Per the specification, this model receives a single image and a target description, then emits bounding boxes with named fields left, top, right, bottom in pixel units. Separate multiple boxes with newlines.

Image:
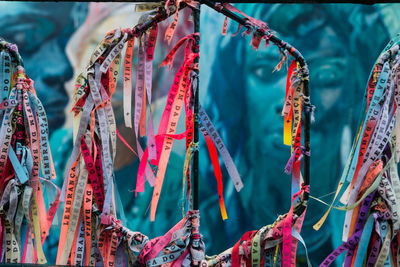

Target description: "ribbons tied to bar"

left=0, top=39, right=58, bottom=264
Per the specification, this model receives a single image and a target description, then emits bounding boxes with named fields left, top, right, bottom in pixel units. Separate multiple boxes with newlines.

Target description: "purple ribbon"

left=319, top=190, right=376, bottom=267
left=284, top=146, right=310, bottom=174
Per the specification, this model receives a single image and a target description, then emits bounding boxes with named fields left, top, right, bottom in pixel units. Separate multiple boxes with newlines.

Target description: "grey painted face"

left=0, top=2, right=78, bottom=133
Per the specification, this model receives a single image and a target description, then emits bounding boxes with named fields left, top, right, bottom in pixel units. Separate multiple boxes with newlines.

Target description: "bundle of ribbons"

left=87, top=210, right=204, bottom=266
left=316, top=36, right=400, bottom=266
left=204, top=201, right=310, bottom=267
left=0, top=39, right=59, bottom=264
left=56, top=26, right=144, bottom=266
left=56, top=3, right=244, bottom=266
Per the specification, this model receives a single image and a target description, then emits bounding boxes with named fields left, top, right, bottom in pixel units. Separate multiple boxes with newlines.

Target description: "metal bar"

left=130, top=4, right=181, bottom=36
left=192, top=5, right=200, bottom=211
left=200, top=0, right=311, bottom=215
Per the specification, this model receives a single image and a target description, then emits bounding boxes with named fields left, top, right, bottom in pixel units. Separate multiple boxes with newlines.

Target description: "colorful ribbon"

left=319, top=36, right=400, bottom=266
left=0, top=38, right=58, bottom=264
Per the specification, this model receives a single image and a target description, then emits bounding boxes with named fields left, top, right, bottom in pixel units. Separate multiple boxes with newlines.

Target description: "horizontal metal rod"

left=200, top=0, right=306, bottom=66
left=130, top=3, right=185, bottom=36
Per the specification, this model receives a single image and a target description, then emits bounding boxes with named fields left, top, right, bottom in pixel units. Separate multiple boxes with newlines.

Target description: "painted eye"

left=249, top=49, right=284, bottom=83
left=254, top=65, right=269, bottom=79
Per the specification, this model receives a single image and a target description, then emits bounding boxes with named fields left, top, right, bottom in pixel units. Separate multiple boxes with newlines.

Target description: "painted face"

left=0, top=2, right=75, bottom=133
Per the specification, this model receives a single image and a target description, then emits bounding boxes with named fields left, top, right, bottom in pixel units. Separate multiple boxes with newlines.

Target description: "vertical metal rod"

left=192, top=5, right=200, bottom=211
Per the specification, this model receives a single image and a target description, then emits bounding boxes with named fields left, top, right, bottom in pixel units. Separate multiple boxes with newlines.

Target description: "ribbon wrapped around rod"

left=0, top=38, right=59, bottom=264
left=138, top=210, right=205, bottom=266
left=88, top=210, right=205, bottom=267
left=203, top=184, right=311, bottom=267
left=317, top=36, right=400, bottom=266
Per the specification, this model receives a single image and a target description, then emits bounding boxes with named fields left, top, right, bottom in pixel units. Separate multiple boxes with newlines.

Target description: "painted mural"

left=1, top=2, right=399, bottom=265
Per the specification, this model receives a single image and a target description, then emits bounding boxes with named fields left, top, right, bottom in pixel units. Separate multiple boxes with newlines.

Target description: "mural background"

left=1, top=2, right=400, bottom=266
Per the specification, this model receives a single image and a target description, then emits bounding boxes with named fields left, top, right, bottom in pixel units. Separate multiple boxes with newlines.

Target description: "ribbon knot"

left=302, top=96, right=315, bottom=123
left=100, top=213, right=114, bottom=226
left=285, top=146, right=308, bottom=174
left=191, top=142, right=199, bottom=152
left=301, top=146, right=311, bottom=157
left=214, top=3, right=224, bottom=12
left=0, top=179, right=19, bottom=222
left=6, top=43, right=18, bottom=53
left=301, top=183, right=310, bottom=193
left=122, top=28, right=134, bottom=38
left=262, top=32, right=273, bottom=47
